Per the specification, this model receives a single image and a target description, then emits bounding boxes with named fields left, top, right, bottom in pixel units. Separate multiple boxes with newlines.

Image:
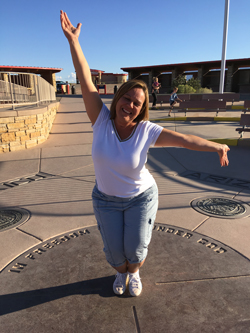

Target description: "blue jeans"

left=152, top=92, right=157, bottom=106
left=92, top=183, right=158, bottom=267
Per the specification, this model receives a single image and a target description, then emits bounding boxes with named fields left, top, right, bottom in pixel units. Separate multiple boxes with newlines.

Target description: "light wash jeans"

left=92, top=183, right=158, bottom=267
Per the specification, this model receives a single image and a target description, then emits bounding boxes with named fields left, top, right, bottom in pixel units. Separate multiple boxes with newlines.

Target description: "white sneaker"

left=128, top=272, right=142, bottom=297
left=113, top=272, right=128, bottom=295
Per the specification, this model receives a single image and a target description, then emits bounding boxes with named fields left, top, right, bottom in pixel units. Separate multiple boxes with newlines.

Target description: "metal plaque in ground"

left=0, top=208, right=30, bottom=231
left=191, top=196, right=250, bottom=219
left=0, top=224, right=250, bottom=332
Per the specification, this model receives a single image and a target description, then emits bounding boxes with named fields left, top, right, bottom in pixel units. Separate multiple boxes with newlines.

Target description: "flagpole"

left=219, top=0, right=230, bottom=93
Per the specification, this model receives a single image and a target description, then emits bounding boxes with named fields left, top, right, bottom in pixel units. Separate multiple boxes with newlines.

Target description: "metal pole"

left=219, top=0, right=230, bottom=93
left=8, top=73, right=15, bottom=110
left=34, top=75, right=39, bottom=106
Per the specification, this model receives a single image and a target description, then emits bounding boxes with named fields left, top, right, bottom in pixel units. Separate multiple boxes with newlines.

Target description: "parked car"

left=56, top=81, right=66, bottom=93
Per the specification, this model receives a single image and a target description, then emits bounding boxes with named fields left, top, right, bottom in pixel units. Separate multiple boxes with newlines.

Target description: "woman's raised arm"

left=60, top=10, right=103, bottom=125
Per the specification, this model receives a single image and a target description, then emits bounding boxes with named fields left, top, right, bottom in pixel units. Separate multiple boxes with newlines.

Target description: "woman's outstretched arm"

left=60, top=10, right=103, bottom=125
left=155, top=128, right=230, bottom=167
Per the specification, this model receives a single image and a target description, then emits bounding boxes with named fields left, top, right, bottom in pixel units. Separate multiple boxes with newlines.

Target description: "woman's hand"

left=217, top=144, right=230, bottom=167
left=60, top=10, right=82, bottom=41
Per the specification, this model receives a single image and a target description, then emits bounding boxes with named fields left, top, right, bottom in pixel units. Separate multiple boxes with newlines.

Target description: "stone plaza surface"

left=0, top=96, right=250, bottom=332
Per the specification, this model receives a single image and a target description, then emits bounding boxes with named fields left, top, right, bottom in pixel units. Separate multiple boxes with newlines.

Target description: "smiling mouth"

left=122, top=108, right=132, bottom=115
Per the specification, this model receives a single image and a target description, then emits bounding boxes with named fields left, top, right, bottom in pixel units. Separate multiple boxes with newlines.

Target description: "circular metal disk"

left=0, top=208, right=30, bottom=231
left=191, top=196, right=250, bottom=219
left=1, top=224, right=250, bottom=332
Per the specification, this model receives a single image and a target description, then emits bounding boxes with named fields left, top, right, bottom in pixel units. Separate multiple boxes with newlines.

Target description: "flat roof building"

left=121, top=58, right=250, bottom=93
left=77, top=69, right=127, bottom=85
left=0, top=66, right=62, bottom=90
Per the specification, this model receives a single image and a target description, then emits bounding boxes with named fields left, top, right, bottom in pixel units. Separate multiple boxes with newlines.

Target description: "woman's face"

left=115, top=88, right=145, bottom=125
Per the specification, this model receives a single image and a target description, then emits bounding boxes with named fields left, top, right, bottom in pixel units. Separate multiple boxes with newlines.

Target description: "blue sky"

left=1, top=0, right=249, bottom=83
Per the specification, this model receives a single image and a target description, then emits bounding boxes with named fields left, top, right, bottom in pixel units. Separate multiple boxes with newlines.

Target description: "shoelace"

left=115, top=273, right=126, bottom=287
left=129, top=275, right=141, bottom=287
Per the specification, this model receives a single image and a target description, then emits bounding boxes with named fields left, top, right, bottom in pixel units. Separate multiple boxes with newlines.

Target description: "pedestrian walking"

left=169, top=87, right=182, bottom=116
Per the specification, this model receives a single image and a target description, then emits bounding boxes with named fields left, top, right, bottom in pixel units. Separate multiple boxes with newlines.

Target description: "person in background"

left=152, top=77, right=161, bottom=108
left=60, top=10, right=230, bottom=297
left=169, top=87, right=182, bottom=116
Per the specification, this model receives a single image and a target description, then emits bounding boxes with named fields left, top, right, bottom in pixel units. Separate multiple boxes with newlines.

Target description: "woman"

left=152, top=77, right=161, bottom=108
left=60, top=11, right=230, bottom=297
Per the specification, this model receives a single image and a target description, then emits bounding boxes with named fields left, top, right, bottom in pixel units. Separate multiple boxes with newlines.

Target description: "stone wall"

left=0, top=102, right=59, bottom=153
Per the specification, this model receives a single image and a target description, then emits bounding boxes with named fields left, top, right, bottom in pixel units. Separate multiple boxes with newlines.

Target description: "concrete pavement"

left=0, top=95, right=250, bottom=332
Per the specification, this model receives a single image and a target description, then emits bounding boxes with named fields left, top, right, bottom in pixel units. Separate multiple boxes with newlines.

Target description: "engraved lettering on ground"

left=153, top=225, right=227, bottom=254
left=175, top=230, right=184, bottom=237
left=181, top=171, right=250, bottom=190
left=25, top=253, right=35, bottom=260
left=7, top=229, right=90, bottom=273
left=206, top=243, right=217, bottom=249
left=78, top=230, right=90, bottom=235
left=33, top=248, right=46, bottom=255
left=214, top=247, right=227, bottom=254
left=0, top=172, right=54, bottom=191
left=206, top=175, right=229, bottom=183
left=197, top=238, right=227, bottom=254
left=0, top=184, right=15, bottom=190
left=154, top=225, right=193, bottom=239
left=60, top=236, right=71, bottom=242
left=69, top=232, right=79, bottom=238
left=230, top=179, right=250, bottom=188
left=43, top=243, right=54, bottom=249
left=8, top=263, right=27, bottom=273
left=11, top=179, right=30, bottom=186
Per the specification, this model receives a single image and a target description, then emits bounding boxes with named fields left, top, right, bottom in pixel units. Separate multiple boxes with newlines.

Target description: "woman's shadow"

left=0, top=275, right=130, bottom=316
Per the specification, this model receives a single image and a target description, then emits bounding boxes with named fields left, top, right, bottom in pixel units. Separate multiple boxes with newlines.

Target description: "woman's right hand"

left=60, top=10, right=82, bottom=42
left=217, top=144, right=230, bottom=167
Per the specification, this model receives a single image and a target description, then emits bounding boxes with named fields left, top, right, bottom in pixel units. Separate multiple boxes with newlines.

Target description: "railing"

left=0, top=72, right=56, bottom=109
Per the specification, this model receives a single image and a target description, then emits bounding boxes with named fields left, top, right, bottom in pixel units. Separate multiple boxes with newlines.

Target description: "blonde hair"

left=110, top=80, right=149, bottom=122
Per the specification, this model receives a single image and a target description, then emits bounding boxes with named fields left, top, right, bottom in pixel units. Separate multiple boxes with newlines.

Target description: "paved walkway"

left=0, top=96, right=250, bottom=332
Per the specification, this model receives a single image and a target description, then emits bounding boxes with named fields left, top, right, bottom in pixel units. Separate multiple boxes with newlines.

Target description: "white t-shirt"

left=92, top=104, right=163, bottom=198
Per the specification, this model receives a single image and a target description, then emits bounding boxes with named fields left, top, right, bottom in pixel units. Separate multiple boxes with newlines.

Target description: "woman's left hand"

left=217, top=144, right=230, bottom=167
